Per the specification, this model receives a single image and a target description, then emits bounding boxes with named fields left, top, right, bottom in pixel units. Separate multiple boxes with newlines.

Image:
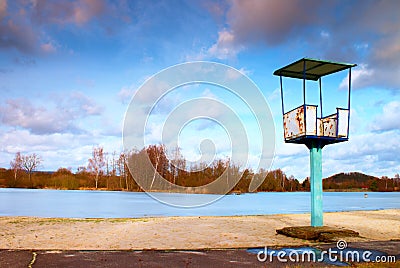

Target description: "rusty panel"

left=337, top=108, right=349, bottom=138
left=306, top=106, right=317, bottom=135
left=283, top=105, right=348, bottom=140
left=321, top=114, right=337, bottom=137
left=317, top=118, right=323, bottom=136
left=283, top=105, right=305, bottom=139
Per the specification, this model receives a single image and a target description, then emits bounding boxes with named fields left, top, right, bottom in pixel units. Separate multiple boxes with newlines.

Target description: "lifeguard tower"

left=273, top=58, right=356, bottom=227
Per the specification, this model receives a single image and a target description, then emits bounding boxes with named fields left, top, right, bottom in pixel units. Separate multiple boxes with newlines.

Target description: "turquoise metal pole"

left=310, top=144, right=323, bottom=227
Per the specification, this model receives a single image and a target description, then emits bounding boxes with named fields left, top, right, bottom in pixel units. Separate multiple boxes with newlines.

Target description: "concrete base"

left=276, top=226, right=360, bottom=242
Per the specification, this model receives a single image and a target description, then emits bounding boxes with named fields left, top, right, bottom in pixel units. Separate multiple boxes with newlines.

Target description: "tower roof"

left=273, top=58, right=356, bottom=81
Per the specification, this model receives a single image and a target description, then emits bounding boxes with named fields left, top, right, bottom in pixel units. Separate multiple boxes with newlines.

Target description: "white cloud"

left=201, top=88, right=217, bottom=99
left=117, top=86, right=135, bottom=104
left=1, top=129, right=84, bottom=153
left=207, top=30, right=244, bottom=59
left=268, top=88, right=281, bottom=102
left=0, top=129, right=92, bottom=170
left=185, top=30, right=244, bottom=61
left=355, top=43, right=368, bottom=50
left=272, top=140, right=308, bottom=179
left=370, top=101, right=400, bottom=131
left=31, top=0, right=106, bottom=26
left=0, top=98, right=76, bottom=134
left=134, top=79, right=172, bottom=104
left=224, top=66, right=251, bottom=81
left=0, top=126, right=123, bottom=171
left=275, top=141, right=307, bottom=158
left=339, top=64, right=374, bottom=90
left=320, top=30, right=330, bottom=39
left=69, top=91, right=103, bottom=115
left=41, top=42, right=56, bottom=53
left=324, top=130, right=400, bottom=177
left=0, top=93, right=103, bottom=134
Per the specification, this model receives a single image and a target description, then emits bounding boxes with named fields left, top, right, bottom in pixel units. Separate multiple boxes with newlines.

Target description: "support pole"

left=347, top=68, right=352, bottom=139
left=280, top=75, right=285, bottom=115
left=310, top=144, right=323, bottom=227
left=319, top=78, right=323, bottom=118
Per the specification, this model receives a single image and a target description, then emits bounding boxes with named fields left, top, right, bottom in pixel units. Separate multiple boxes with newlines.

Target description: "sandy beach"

left=0, top=209, right=399, bottom=250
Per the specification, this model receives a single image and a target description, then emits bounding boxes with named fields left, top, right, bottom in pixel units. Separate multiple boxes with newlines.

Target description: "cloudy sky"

left=0, top=0, right=399, bottom=180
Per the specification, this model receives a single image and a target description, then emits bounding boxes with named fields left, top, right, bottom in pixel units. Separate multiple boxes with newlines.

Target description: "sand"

left=0, top=209, right=399, bottom=250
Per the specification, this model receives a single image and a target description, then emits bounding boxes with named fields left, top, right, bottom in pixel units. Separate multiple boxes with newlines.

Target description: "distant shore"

left=0, top=186, right=388, bottom=194
left=1, top=209, right=399, bottom=250
left=2, top=168, right=399, bottom=193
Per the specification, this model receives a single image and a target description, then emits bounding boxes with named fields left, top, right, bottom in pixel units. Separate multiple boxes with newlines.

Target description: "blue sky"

left=0, top=0, right=399, bottom=180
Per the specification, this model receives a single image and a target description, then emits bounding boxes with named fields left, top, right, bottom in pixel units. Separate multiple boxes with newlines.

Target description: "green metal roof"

left=273, top=58, right=357, bottom=81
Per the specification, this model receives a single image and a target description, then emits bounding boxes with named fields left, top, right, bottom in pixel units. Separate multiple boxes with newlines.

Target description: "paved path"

left=1, top=241, right=398, bottom=267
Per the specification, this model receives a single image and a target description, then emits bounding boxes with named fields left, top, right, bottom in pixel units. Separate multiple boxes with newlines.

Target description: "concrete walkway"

left=1, top=241, right=399, bottom=267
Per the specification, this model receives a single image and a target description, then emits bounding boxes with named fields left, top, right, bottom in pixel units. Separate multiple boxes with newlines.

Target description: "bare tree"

left=105, top=152, right=110, bottom=177
left=87, top=146, right=105, bottom=189
left=147, top=144, right=168, bottom=189
left=382, top=176, right=389, bottom=191
left=170, top=146, right=185, bottom=185
left=111, top=151, right=117, bottom=177
left=117, top=153, right=124, bottom=189
left=104, top=152, right=110, bottom=188
left=77, top=166, right=87, bottom=173
left=10, top=152, right=23, bottom=184
left=21, top=153, right=42, bottom=187
left=117, top=152, right=130, bottom=190
left=288, top=175, right=295, bottom=191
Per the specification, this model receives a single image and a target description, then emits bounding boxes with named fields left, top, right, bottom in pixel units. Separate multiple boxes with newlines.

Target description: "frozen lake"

left=0, top=188, right=399, bottom=218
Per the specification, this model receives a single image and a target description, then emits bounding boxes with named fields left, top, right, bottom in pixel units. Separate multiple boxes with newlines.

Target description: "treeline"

left=0, top=167, right=141, bottom=191
left=0, top=145, right=304, bottom=193
left=323, top=172, right=400, bottom=192
left=0, top=145, right=399, bottom=193
left=1, top=148, right=141, bottom=191
left=0, top=166, right=303, bottom=193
